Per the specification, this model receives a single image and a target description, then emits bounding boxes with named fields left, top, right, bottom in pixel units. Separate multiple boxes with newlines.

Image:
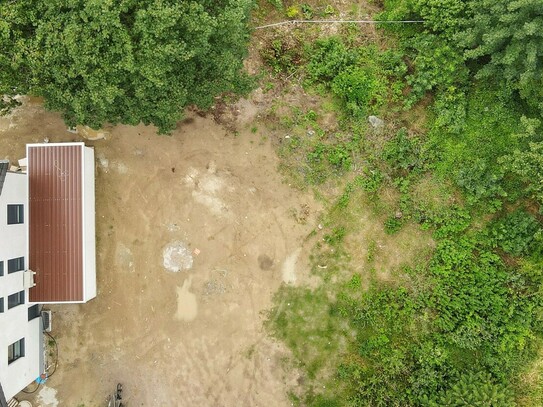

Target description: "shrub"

left=382, top=128, right=425, bottom=174
left=331, top=66, right=385, bottom=116
left=384, top=216, right=403, bottom=234
left=261, top=36, right=303, bottom=75
left=305, top=37, right=357, bottom=83
left=424, top=371, right=515, bottom=407
left=490, top=210, right=541, bottom=257
left=404, top=33, right=467, bottom=108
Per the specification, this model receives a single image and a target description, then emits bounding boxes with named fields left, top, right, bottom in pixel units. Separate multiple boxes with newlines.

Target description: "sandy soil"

left=1, top=97, right=321, bottom=406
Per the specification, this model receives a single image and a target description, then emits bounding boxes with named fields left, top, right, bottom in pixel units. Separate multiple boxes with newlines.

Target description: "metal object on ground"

left=41, top=311, right=52, bottom=332
left=107, top=383, right=124, bottom=407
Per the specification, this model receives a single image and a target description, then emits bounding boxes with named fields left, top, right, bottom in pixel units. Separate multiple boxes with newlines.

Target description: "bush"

left=305, top=38, right=405, bottom=114
left=382, top=128, right=425, bottom=174
left=261, top=35, right=304, bottom=75
left=424, top=371, right=515, bottom=407
left=331, top=66, right=385, bottom=116
left=384, top=216, right=403, bottom=234
left=404, top=33, right=467, bottom=107
left=305, top=37, right=357, bottom=83
left=432, top=86, right=522, bottom=206
left=490, top=210, right=541, bottom=257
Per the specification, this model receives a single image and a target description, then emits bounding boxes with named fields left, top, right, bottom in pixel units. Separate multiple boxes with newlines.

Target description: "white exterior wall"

left=0, top=172, right=42, bottom=400
left=83, top=146, right=96, bottom=302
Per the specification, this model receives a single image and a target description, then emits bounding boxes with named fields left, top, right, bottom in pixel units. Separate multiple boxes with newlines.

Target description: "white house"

left=0, top=163, right=42, bottom=402
left=0, top=142, right=96, bottom=403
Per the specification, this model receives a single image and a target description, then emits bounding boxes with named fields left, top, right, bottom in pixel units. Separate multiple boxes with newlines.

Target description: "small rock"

left=368, top=115, right=384, bottom=129
left=395, top=211, right=403, bottom=219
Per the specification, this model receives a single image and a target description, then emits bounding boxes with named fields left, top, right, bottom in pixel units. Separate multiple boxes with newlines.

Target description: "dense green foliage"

left=262, top=0, right=543, bottom=405
left=305, top=38, right=406, bottom=116
left=459, top=0, right=543, bottom=113
left=0, top=0, right=253, bottom=133
left=381, top=0, right=543, bottom=113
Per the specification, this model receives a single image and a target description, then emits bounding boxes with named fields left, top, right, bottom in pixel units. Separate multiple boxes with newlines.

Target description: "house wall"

left=0, top=172, right=42, bottom=400
left=83, top=146, right=96, bottom=302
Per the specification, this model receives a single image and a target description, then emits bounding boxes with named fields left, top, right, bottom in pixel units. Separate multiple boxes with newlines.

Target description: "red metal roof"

left=28, top=144, right=83, bottom=302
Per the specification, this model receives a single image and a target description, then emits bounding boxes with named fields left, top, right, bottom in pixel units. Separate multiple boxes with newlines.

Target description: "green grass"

left=259, top=10, right=543, bottom=404
left=431, top=85, right=523, bottom=207
left=266, top=286, right=344, bottom=381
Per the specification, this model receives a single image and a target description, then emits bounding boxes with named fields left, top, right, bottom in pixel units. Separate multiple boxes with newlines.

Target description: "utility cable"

left=21, top=383, right=41, bottom=394
left=44, top=331, right=59, bottom=377
left=254, top=19, right=424, bottom=29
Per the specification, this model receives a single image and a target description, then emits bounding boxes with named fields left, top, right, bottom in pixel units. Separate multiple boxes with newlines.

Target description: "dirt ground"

left=0, top=96, right=321, bottom=406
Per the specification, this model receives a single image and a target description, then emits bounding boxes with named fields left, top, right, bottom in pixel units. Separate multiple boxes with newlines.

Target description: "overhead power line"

left=254, top=19, right=425, bottom=30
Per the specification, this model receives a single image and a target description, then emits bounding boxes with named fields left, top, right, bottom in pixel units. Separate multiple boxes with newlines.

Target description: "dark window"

left=8, top=338, right=25, bottom=364
left=7, top=257, right=24, bottom=273
left=7, top=204, right=24, bottom=224
left=28, top=304, right=40, bottom=321
left=0, top=298, right=3, bottom=313
left=0, top=261, right=3, bottom=276
left=8, top=290, right=24, bottom=309
left=0, top=160, right=8, bottom=196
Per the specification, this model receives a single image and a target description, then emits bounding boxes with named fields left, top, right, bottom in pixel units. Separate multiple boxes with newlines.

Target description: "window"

left=28, top=304, right=40, bottom=321
left=8, top=338, right=25, bottom=364
left=0, top=161, right=7, bottom=196
left=7, top=204, right=24, bottom=224
left=0, top=298, right=3, bottom=313
left=7, top=257, right=24, bottom=273
left=0, top=261, right=3, bottom=276
left=8, top=291, right=24, bottom=309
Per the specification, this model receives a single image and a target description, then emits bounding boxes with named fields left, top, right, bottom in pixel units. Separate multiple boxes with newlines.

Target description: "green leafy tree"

left=0, top=0, right=253, bottom=133
left=458, top=0, right=543, bottom=111
left=412, top=0, right=466, bottom=38
left=425, top=372, right=515, bottom=406
left=500, top=117, right=543, bottom=205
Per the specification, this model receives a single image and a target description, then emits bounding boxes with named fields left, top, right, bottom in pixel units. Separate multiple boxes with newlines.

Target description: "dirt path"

left=1, top=98, right=320, bottom=406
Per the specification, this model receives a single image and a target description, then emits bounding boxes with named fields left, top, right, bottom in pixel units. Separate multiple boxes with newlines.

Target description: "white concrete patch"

left=115, top=242, right=135, bottom=272
left=163, top=241, right=193, bottom=272
left=97, top=153, right=109, bottom=172
left=37, top=385, right=59, bottom=407
left=113, top=161, right=128, bottom=174
left=282, top=248, right=301, bottom=284
left=199, top=174, right=225, bottom=194
left=191, top=190, right=228, bottom=216
left=183, top=166, right=230, bottom=216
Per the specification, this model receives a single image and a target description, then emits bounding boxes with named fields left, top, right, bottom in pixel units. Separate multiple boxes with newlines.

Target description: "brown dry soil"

left=1, top=97, right=322, bottom=406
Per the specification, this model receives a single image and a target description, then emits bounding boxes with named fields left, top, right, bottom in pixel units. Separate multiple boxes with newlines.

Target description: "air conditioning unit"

left=24, top=270, right=36, bottom=288
left=41, top=310, right=52, bottom=332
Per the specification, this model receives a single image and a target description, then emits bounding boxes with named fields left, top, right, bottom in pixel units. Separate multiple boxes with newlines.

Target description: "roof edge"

left=27, top=142, right=84, bottom=148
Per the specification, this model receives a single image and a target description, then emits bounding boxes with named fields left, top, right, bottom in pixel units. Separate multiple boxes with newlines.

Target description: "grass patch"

left=265, top=286, right=346, bottom=381
left=260, top=7, right=543, bottom=404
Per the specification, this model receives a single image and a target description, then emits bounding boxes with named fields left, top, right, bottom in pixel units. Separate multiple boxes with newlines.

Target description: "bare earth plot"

left=0, top=98, right=321, bottom=406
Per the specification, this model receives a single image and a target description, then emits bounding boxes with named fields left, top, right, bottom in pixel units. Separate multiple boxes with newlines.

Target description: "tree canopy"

left=458, top=0, right=543, bottom=113
left=382, top=0, right=543, bottom=114
left=0, top=0, right=254, bottom=133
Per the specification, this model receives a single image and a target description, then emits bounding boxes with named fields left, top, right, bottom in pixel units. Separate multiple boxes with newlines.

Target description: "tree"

left=0, top=0, right=253, bottom=133
left=425, top=372, right=515, bottom=407
left=458, top=0, right=543, bottom=111
left=501, top=118, right=543, bottom=205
